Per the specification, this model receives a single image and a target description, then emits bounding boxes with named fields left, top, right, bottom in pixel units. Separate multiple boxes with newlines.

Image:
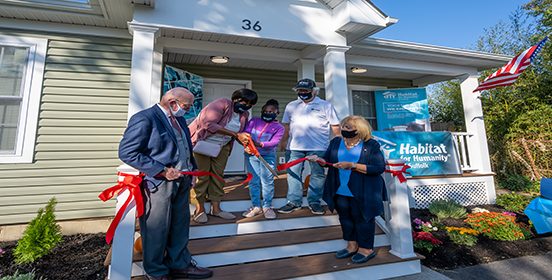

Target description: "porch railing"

left=451, top=132, right=477, bottom=172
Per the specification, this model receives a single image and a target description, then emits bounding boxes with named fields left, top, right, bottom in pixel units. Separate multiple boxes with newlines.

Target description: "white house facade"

left=0, top=1, right=512, bottom=278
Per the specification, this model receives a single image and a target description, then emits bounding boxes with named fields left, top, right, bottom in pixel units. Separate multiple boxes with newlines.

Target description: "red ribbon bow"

left=99, top=171, right=252, bottom=244
left=384, top=163, right=411, bottom=183
left=98, top=172, right=144, bottom=244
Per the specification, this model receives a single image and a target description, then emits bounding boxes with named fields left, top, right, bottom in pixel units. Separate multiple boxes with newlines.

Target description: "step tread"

left=189, top=225, right=384, bottom=255
left=191, top=205, right=335, bottom=227
left=129, top=247, right=423, bottom=280
left=209, top=246, right=423, bottom=280
left=105, top=225, right=385, bottom=265
left=221, top=174, right=292, bottom=202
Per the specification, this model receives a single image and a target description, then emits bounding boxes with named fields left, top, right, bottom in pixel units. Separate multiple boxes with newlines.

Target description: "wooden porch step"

left=189, top=225, right=384, bottom=255
left=129, top=247, right=423, bottom=280
left=209, top=246, right=422, bottom=280
left=221, top=173, right=298, bottom=201
left=105, top=225, right=386, bottom=266
left=191, top=205, right=334, bottom=227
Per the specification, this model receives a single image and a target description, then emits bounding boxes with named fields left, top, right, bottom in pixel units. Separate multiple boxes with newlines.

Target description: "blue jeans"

left=245, top=153, right=277, bottom=208
left=286, top=150, right=326, bottom=206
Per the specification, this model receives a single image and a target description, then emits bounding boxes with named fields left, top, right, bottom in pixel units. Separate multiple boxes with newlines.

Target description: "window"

left=0, top=35, right=47, bottom=163
left=352, top=90, right=378, bottom=130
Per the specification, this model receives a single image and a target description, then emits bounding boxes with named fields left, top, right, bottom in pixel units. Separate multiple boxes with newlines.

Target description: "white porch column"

left=459, top=74, right=492, bottom=173
left=127, top=24, right=162, bottom=119
left=295, top=59, right=317, bottom=80
left=323, top=45, right=350, bottom=119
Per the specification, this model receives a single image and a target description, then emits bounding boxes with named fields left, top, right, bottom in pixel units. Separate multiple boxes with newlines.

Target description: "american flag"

left=473, top=34, right=550, bottom=92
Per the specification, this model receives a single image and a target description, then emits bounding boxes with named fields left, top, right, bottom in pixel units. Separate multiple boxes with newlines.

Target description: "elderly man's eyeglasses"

left=171, top=99, right=193, bottom=109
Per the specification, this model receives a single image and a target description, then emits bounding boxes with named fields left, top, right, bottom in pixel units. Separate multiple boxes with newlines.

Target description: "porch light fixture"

left=210, top=56, right=229, bottom=64
left=351, top=67, right=367, bottom=74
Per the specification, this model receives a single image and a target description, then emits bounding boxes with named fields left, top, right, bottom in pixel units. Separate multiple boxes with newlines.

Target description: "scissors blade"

left=257, top=154, right=280, bottom=179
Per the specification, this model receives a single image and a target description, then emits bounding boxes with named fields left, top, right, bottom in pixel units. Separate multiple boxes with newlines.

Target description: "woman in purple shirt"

left=242, top=99, right=285, bottom=219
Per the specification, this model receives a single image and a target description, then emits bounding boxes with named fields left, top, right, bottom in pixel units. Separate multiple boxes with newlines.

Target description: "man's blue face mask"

left=297, top=91, right=313, bottom=101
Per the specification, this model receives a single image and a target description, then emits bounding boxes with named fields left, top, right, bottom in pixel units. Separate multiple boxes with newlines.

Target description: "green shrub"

left=430, top=218, right=445, bottom=229
left=0, top=270, right=43, bottom=280
left=495, top=192, right=532, bottom=213
left=13, top=197, right=63, bottom=264
left=428, top=199, right=467, bottom=219
left=498, top=174, right=535, bottom=192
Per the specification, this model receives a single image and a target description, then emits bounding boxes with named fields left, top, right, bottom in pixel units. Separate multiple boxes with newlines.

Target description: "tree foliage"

left=428, top=2, right=552, bottom=179
left=428, top=80, right=464, bottom=130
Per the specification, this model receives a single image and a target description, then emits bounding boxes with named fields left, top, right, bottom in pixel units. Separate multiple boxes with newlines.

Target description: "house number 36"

left=242, top=19, right=262, bottom=31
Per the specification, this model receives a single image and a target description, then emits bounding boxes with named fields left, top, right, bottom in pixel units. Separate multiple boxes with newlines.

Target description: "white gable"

left=132, top=0, right=395, bottom=46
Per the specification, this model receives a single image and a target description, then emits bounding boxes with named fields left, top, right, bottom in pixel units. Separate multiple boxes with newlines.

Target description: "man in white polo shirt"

left=278, top=78, right=341, bottom=215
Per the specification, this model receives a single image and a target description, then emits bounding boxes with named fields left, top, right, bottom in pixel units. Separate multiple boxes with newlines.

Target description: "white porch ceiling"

left=161, top=29, right=512, bottom=85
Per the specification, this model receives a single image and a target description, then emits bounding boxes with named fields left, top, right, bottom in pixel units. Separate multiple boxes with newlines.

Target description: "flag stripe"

left=474, top=35, right=549, bottom=92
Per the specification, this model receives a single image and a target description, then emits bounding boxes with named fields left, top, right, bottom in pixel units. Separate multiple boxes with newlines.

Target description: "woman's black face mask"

left=341, top=129, right=358, bottom=138
left=261, top=113, right=277, bottom=122
left=234, top=102, right=252, bottom=113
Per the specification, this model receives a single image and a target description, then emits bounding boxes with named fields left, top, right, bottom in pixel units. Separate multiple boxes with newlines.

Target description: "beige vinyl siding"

left=0, top=28, right=131, bottom=225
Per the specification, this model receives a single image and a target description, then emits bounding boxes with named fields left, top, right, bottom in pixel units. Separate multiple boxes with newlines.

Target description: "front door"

left=203, top=80, right=249, bottom=175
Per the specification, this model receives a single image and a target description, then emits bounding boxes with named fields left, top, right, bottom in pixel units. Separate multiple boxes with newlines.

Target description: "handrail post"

left=384, top=159, right=417, bottom=259
left=108, top=165, right=139, bottom=280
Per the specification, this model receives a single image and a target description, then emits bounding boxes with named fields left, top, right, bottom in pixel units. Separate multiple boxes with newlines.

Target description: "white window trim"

left=0, top=35, right=47, bottom=164
left=347, top=85, right=387, bottom=112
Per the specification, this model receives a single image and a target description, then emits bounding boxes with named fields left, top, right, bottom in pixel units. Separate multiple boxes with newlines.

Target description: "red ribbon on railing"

left=98, top=172, right=145, bottom=244
left=276, top=157, right=333, bottom=171
left=99, top=171, right=252, bottom=244
left=384, top=163, right=411, bottom=183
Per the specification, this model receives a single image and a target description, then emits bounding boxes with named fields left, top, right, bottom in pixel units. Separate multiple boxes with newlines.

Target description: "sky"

left=369, top=0, right=530, bottom=50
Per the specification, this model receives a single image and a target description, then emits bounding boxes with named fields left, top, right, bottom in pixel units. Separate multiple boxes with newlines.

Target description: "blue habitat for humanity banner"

left=374, top=88, right=429, bottom=131
left=372, top=131, right=462, bottom=176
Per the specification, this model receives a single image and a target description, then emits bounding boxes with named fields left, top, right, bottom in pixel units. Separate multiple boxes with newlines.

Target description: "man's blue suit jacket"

left=118, top=105, right=198, bottom=189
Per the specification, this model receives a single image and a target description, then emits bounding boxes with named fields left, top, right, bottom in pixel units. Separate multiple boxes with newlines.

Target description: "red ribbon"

left=384, top=164, right=411, bottom=183
left=98, top=172, right=145, bottom=244
left=155, top=171, right=253, bottom=184
left=99, top=171, right=252, bottom=244
left=276, top=157, right=333, bottom=171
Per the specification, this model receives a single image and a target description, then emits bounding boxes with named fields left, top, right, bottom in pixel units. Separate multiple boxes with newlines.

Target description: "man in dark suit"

left=119, top=87, right=213, bottom=280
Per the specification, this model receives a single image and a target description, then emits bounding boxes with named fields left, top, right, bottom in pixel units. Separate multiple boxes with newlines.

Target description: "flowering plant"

left=471, top=207, right=490, bottom=213
left=445, top=226, right=479, bottom=246
left=502, top=212, right=517, bottom=216
left=412, top=231, right=442, bottom=252
left=465, top=212, right=524, bottom=241
left=413, top=218, right=438, bottom=232
left=0, top=249, right=5, bottom=257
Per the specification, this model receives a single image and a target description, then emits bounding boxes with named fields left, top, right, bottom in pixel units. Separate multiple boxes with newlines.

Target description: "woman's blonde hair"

left=340, top=115, right=373, bottom=142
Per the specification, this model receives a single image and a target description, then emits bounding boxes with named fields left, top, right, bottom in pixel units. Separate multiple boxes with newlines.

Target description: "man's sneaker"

left=242, top=206, right=262, bottom=218
left=263, top=207, right=277, bottom=219
left=278, top=202, right=301, bottom=214
left=309, top=204, right=325, bottom=215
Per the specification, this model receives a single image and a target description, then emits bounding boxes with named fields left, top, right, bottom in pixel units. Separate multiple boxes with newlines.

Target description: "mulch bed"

left=412, top=204, right=552, bottom=270
left=0, top=233, right=109, bottom=280
left=1, top=204, right=552, bottom=279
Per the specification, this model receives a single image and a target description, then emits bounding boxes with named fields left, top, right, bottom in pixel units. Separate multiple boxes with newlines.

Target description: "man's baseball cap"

left=293, top=78, right=316, bottom=90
